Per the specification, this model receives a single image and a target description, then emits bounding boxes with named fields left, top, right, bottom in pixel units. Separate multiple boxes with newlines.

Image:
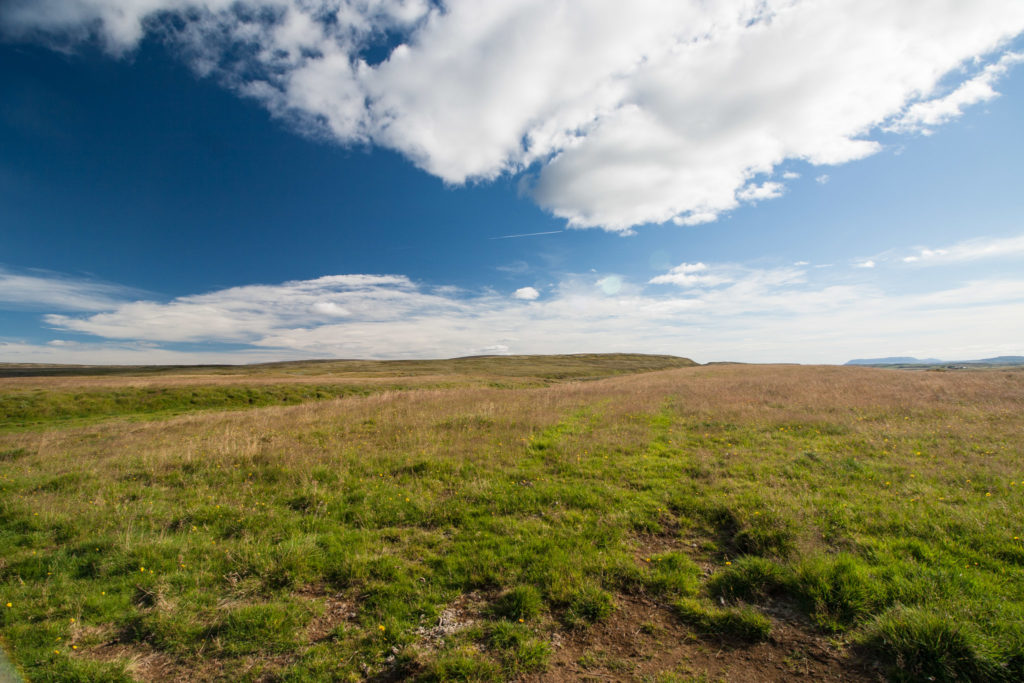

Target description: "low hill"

left=0, top=353, right=696, bottom=379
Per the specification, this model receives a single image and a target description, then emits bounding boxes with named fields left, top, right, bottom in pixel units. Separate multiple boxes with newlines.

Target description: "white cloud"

left=4, top=255, right=1024, bottom=364
left=0, top=340, right=296, bottom=365
left=512, top=286, right=539, bottom=300
left=592, top=276, right=615, bottom=292
left=815, top=174, right=830, bottom=184
left=902, top=234, right=1024, bottom=265
left=648, top=262, right=733, bottom=288
left=887, top=52, right=1024, bottom=134
left=41, top=273, right=457, bottom=342
left=673, top=212, right=720, bottom=227
left=782, top=171, right=801, bottom=180
left=471, top=344, right=511, bottom=356
left=496, top=261, right=529, bottom=274
left=737, top=181, right=785, bottom=203
left=311, top=301, right=351, bottom=316
left=0, top=267, right=138, bottom=311
left=2, top=1, right=1022, bottom=231
left=855, top=259, right=875, bottom=268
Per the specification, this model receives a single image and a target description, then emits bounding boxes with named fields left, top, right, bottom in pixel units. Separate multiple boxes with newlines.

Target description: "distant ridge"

left=846, top=356, right=1024, bottom=367
left=0, top=353, right=696, bottom=379
left=846, top=357, right=942, bottom=365
left=979, top=356, right=1024, bottom=364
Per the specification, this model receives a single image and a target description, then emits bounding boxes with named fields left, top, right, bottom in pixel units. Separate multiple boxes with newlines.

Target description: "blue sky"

left=1, top=1, right=1023, bottom=364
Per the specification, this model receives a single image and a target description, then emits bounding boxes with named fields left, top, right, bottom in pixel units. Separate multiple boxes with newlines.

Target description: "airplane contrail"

left=489, top=230, right=563, bottom=240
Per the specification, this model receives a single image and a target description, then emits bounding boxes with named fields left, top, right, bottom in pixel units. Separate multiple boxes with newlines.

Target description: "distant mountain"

left=978, top=356, right=1024, bottom=364
left=846, top=356, right=1024, bottom=367
left=845, top=357, right=942, bottom=365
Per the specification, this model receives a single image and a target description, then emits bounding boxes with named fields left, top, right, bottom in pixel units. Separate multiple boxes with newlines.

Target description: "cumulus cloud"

left=2, top=1, right=1022, bottom=231
left=738, top=182, right=785, bottom=203
left=512, top=286, right=539, bottom=300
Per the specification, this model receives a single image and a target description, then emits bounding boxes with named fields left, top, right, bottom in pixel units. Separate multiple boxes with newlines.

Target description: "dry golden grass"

left=1, top=363, right=1023, bottom=682
left=4, top=364, right=1023, bottom=532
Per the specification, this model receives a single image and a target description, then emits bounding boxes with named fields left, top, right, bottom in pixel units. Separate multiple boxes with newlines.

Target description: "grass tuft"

left=706, top=556, right=792, bottom=602
left=492, top=585, right=543, bottom=621
left=644, top=552, right=702, bottom=597
left=486, top=622, right=551, bottom=675
left=422, top=648, right=502, bottom=682
left=673, top=598, right=772, bottom=642
left=791, top=554, right=885, bottom=632
left=564, top=586, right=616, bottom=628
left=205, top=602, right=308, bottom=656
left=857, top=606, right=1002, bottom=682
left=0, top=447, right=27, bottom=461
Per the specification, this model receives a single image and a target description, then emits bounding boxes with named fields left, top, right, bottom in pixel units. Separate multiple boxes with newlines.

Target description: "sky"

left=1, top=0, right=1023, bottom=365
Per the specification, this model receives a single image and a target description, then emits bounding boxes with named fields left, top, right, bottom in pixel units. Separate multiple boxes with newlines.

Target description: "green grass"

left=491, top=585, right=543, bottom=621
left=673, top=598, right=772, bottom=642
left=856, top=606, right=1020, bottom=682
left=0, top=353, right=695, bottom=380
left=0, top=361, right=1022, bottom=680
left=0, top=353, right=694, bottom=431
left=0, top=384, right=381, bottom=430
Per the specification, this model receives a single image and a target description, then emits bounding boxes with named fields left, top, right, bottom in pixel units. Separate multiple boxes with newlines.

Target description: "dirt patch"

left=86, top=641, right=186, bottom=681
left=525, top=595, right=881, bottom=682
left=302, top=587, right=358, bottom=643
left=413, top=590, right=490, bottom=654
left=85, top=639, right=300, bottom=682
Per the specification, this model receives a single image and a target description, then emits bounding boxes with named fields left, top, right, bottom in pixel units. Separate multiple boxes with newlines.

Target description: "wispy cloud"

left=495, top=261, right=530, bottom=274
left=0, top=340, right=301, bottom=365
left=886, top=52, right=1024, bottom=134
left=490, top=230, right=563, bottom=240
left=0, top=267, right=138, bottom=311
left=902, top=234, right=1024, bottom=264
left=3, top=1, right=1022, bottom=232
left=4, top=252, right=1018, bottom=364
left=41, top=273, right=458, bottom=343
left=648, top=262, right=733, bottom=288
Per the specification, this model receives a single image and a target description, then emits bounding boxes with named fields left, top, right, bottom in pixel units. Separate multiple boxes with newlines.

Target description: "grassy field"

left=0, top=355, right=695, bottom=433
left=0, top=356, right=1022, bottom=682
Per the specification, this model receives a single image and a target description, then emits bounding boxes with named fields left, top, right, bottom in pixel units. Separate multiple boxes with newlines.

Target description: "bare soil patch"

left=529, top=596, right=881, bottom=682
